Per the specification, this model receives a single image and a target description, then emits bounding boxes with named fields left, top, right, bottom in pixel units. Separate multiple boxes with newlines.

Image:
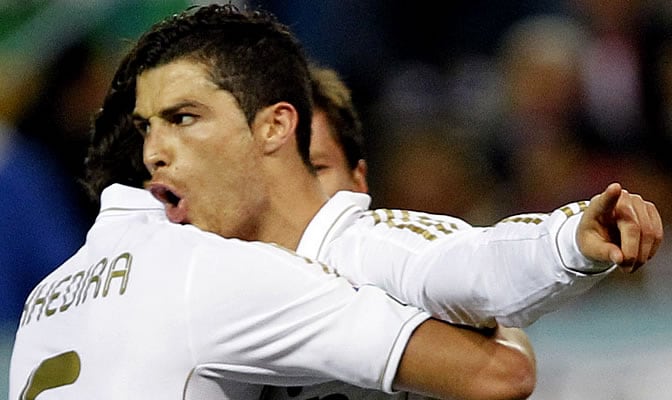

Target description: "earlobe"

left=257, top=102, right=298, bottom=154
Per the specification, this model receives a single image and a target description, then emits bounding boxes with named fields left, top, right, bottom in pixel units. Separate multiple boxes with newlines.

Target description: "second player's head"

left=309, top=65, right=368, bottom=195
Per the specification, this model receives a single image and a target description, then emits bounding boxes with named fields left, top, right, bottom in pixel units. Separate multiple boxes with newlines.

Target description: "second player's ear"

left=352, top=159, right=369, bottom=194
left=253, top=102, right=298, bottom=154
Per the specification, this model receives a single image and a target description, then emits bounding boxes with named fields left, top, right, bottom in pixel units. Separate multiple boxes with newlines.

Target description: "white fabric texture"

left=297, top=190, right=615, bottom=328
left=9, top=184, right=429, bottom=400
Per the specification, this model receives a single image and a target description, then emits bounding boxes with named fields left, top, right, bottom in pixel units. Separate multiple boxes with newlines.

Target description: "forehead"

left=134, top=59, right=219, bottom=115
left=311, top=110, right=337, bottom=143
left=310, top=111, right=343, bottom=157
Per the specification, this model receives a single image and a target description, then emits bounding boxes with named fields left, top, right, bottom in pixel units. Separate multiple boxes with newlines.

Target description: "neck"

left=257, top=158, right=328, bottom=251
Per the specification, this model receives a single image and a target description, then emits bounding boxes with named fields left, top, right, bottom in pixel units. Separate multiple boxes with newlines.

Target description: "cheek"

left=317, top=171, right=343, bottom=196
left=188, top=143, right=232, bottom=177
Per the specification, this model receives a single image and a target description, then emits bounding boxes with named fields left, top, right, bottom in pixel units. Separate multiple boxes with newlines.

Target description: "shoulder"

left=174, top=226, right=339, bottom=286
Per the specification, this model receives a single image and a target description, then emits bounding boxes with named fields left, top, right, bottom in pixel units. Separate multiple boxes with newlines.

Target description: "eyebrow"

left=132, top=100, right=202, bottom=122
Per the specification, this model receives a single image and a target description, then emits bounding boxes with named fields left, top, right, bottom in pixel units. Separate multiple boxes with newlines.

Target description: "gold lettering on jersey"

left=45, top=276, right=71, bottom=317
left=19, top=252, right=133, bottom=327
left=104, top=253, right=131, bottom=296
left=60, top=271, right=85, bottom=313
left=21, top=283, right=48, bottom=325
left=79, top=258, right=108, bottom=304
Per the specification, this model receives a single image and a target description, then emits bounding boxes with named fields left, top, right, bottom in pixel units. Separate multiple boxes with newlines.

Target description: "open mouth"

left=148, top=184, right=189, bottom=224
left=164, top=189, right=181, bottom=207
left=150, top=185, right=181, bottom=207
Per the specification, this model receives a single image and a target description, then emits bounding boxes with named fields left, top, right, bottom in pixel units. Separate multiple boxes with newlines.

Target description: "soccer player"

left=8, top=182, right=534, bottom=400
left=308, top=64, right=368, bottom=196
left=51, top=3, right=661, bottom=397
left=121, top=5, right=662, bottom=329
left=9, top=6, right=536, bottom=400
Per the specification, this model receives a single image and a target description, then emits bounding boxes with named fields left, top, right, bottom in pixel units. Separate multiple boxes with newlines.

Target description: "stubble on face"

left=136, top=59, right=270, bottom=240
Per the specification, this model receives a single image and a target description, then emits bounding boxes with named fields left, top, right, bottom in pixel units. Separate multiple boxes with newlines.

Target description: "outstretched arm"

left=394, top=320, right=535, bottom=400
left=577, top=182, right=663, bottom=273
left=324, top=182, right=664, bottom=328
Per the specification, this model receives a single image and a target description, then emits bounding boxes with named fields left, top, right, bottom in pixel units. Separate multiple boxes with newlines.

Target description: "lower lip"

left=165, top=202, right=188, bottom=224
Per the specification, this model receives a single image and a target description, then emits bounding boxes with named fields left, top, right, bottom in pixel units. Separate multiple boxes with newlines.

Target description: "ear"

left=252, top=102, right=298, bottom=155
left=352, top=159, right=369, bottom=193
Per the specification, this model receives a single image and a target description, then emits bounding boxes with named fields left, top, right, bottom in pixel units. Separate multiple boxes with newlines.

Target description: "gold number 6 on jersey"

left=20, top=351, right=81, bottom=400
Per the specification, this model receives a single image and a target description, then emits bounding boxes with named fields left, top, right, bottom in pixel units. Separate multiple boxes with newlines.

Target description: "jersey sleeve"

left=322, top=202, right=615, bottom=328
left=183, top=238, right=429, bottom=393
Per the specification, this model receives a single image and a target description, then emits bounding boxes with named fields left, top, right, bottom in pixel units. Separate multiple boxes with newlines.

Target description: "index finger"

left=587, top=182, right=623, bottom=220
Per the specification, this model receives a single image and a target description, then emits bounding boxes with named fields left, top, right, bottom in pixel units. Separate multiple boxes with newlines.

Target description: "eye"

left=133, top=119, right=150, bottom=137
left=313, top=164, right=329, bottom=172
left=171, top=113, right=196, bottom=126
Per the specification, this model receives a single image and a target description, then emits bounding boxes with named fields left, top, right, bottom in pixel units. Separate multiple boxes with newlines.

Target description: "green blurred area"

left=0, top=0, right=190, bottom=123
left=0, top=1, right=189, bottom=43
left=0, top=1, right=43, bottom=37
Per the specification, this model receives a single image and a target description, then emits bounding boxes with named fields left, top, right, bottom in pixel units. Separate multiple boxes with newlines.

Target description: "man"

left=308, top=64, right=368, bottom=196
left=67, top=0, right=661, bottom=396
left=9, top=6, right=536, bottom=400
left=89, top=1, right=658, bottom=394
left=11, top=183, right=535, bottom=400
left=125, top=5, right=662, bottom=329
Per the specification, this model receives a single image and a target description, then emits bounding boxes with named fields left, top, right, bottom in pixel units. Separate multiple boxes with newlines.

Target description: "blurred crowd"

left=1, top=1, right=671, bottom=399
left=262, top=0, right=672, bottom=221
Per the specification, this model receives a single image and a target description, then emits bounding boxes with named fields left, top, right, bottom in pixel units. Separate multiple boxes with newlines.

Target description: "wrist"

left=557, top=213, right=614, bottom=274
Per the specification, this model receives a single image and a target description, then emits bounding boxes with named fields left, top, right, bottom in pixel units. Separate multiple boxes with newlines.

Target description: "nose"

left=143, top=127, right=170, bottom=174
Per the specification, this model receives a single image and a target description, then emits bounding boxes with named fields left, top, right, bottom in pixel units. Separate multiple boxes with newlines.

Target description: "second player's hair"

left=309, top=65, right=366, bottom=170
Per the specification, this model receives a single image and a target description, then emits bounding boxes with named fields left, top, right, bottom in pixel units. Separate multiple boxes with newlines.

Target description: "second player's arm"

left=395, top=321, right=535, bottom=400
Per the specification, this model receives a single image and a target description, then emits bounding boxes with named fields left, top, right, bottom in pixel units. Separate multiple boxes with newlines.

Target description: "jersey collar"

left=297, top=190, right=371, bottom=259
left=99, top=184, right=165, bottom=215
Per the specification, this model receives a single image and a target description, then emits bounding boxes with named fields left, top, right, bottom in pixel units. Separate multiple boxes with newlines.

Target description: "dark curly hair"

left=83, top=4, right=313, bottom=203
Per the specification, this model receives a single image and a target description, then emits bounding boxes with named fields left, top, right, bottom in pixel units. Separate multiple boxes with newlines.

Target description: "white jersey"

left=297, top=191, right=615, bottom=329
left=9, top=185, right=429, bottom=400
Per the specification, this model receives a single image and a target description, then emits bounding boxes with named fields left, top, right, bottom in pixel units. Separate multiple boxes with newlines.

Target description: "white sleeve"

left=184, top=239, right=429, bottom=393
left=322, top=202, right=615, bottom=328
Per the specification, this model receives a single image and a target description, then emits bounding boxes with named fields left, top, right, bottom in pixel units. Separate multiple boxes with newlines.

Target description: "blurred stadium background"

left=1, top=1, right=671, bottom=399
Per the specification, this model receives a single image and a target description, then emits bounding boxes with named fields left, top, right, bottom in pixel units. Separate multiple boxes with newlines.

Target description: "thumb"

left=605, top=243, right=624, bottom=265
